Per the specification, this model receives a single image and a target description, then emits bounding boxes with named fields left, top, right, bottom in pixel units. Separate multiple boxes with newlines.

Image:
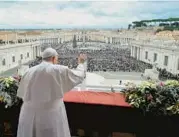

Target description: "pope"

left=17, top=47, right=86, bottom=137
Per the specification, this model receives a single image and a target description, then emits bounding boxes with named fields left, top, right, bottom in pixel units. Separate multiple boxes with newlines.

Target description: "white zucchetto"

left=42, top=48, right=58, bottom=59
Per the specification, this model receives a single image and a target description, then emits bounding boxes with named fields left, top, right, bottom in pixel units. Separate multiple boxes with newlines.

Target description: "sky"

left=0, top=1, right=179, bottom=29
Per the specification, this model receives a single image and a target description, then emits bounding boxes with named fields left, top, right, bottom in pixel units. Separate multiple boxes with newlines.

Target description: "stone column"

left=131, top=46, right=133, bottom=57
left=135, top=47, right=137, bottom=58
left=138, top=47, right=140, bottom=60
left=34, top=46, right=36, bottom=58
left=110, top=37, right=112, bottom=44
left=36, top=46, right=38, bottom=56
left=37, top=46, right=38, bottom=57
left=32, top=47, right=34, bottom=59
left=34, top=46, right=35, bottom=59
left=136, top=47, right=139, bottom=60
left=132, top=46, right=134, bottom=57
left=136, top=47, right=139, bottom=59
left=137, top=47, right=140, bottom=60
left=38, top=46, right=41, bottom=56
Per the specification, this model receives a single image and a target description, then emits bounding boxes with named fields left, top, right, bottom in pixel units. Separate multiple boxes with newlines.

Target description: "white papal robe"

left=17, top=61, right=85, bottom=137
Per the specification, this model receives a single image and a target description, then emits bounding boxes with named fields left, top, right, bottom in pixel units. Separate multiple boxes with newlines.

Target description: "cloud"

left=0, top=1, right=179, bottom=29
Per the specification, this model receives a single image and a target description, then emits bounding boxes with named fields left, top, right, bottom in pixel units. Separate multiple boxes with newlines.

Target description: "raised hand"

left=78, top=53, right=87, bottom=64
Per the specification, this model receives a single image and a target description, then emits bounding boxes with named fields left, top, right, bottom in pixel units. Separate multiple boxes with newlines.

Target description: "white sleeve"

left=61, top=63, right=86, bottom=94
left=16, top=75, right=26, bottom=99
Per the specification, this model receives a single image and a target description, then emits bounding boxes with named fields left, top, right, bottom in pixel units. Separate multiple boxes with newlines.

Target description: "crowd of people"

left=29, top=43, right=179, bottom=81
left=30, top=45, right=152, bottom=72
left=158, top=68, right=179, bottom=81
left=29, top=56, right=42, bottom=68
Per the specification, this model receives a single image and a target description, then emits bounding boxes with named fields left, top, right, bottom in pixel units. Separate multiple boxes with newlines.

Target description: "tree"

left=128, top=24, right=132, bottom=30
left=132, top=21, right=147, bottom=28
left=132, top=18, right=179, bottom=29
left=155, top=29, right=162, bottom=33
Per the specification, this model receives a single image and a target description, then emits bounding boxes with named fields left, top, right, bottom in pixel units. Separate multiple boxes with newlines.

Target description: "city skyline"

left=0, top=1, right=179, bottom=29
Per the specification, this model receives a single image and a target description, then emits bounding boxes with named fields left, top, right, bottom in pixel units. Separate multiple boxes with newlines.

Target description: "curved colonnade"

left=131, top=40, right=179, bottom=74
left=0, top=30, right=179, bottom=75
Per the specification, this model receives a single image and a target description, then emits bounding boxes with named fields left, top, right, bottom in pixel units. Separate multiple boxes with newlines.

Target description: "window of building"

left=145, top=51, right=148, bottom=59
left=153, top=53, right=157, bottom=62
left=164, top=56, right=168, bottom=66
left=2, top=59, right=5, bottom=66
left=27, top=52, right=29, bottom=58
left=12, top=56, right=15, bottom=62
left=20, top=54, right=23, bottom=60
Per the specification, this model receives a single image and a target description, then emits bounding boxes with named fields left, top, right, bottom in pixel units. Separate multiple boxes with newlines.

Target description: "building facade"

left=131, top=40, right=179, bottom=74
left=1, top=29, right=179, bottom=75
left=0, top=41, right=41, bottom=74
left=38, top=30, right=134, bottom=45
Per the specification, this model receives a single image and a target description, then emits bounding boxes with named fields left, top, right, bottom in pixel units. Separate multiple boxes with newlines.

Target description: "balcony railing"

left=1, top=90, right=179, bottom=137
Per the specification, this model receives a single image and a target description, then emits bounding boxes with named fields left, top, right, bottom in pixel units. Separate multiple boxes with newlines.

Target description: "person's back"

left=17, top=48, right=87, bottom=137
left=23, top=62, right=62, bottom=103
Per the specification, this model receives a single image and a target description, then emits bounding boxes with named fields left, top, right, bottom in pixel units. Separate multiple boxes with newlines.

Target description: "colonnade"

left=131, top=40, right=179, bottom=74
left=106, top=37, right=134, bottom=45
left=131, top=45, right=141, bottom=60
left=39, top=37, right=61, bottom=44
